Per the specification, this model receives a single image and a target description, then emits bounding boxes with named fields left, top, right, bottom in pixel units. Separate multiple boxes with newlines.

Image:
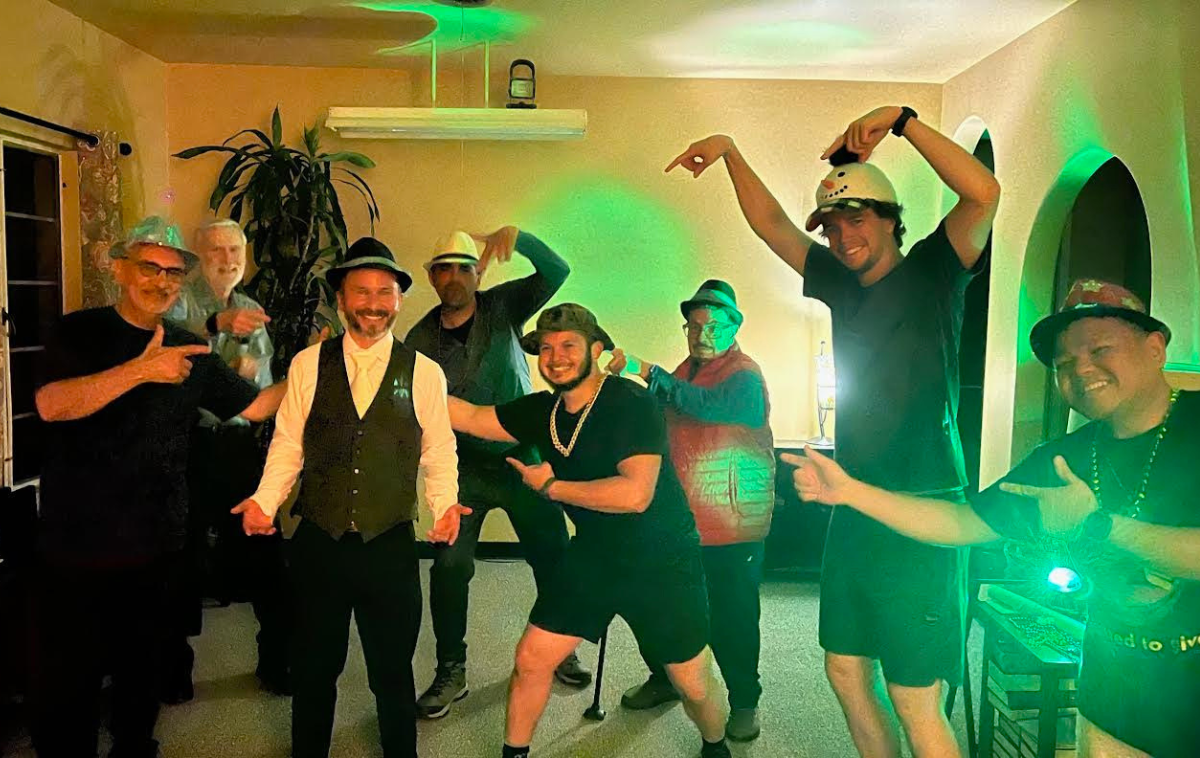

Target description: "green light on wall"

left=355, top=2, right=534, bottom=54
left=714, top=20, right=869, bottom=60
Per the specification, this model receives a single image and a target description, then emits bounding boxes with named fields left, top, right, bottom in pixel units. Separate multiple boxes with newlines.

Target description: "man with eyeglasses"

left=607, top=279, right=774, bottom=742
left=30, top=216, right=287, bottom=758
left=159, top=218, right=291, bottom=702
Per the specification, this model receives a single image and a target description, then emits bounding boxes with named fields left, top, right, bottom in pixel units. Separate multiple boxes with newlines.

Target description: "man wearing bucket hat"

left=405, top=226, right=588, bottom=720
left=30, top=216, right=288, bottom=758
left=607, top=279, right=774, bottom=742
left=669, top=107, right=1000, bottom=757
left=786, top=278, right=1200, bottom=758
left=448, top=303, right=732, bottom=758
left=234, top=236, right=462, bottom=758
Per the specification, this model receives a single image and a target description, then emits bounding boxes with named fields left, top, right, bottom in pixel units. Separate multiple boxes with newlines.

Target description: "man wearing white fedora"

left=405, top=226, right=588, bottom=720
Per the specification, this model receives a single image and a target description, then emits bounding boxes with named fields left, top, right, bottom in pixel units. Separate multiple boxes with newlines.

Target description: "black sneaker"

left=619, top=674, right=680, bottom=710
left=416, top=663, right=468, bottom=719
left=553, top=652, right=593, bottom=688
left=700, top=738, right=732, bottom=758
left=255, top=663, right=292, bottom=696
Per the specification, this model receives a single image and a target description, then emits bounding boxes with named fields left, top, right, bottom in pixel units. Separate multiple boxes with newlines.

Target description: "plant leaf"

left=271, top=106, right=283, bottom=147
left=320, top=151, right=376, bottom=169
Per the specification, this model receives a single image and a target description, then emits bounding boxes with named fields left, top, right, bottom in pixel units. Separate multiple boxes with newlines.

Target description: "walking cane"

left=583, top=629, right=608, bottom=721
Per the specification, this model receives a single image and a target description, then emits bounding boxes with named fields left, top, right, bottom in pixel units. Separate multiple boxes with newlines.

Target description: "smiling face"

left=537, top=330, right=603, bottom=392
left=1053, top=317, right=1166, bottom=422
left=819, top=206, right=897, bottom=277
left=337, top=268, right=403, bottom=344
left=114, top=243, right=188, bottom=318
left=196, top=224, right=246, bottom=295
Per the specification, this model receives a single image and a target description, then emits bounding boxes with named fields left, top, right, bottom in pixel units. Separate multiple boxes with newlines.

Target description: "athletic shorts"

left=529, top=540, right=710, bottom=666
left=818, top=507, right=965, bottom=687
left=1077, top=624, right=1200, bottom=758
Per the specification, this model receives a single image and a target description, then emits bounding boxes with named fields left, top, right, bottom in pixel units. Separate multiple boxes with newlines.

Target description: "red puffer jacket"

left=666, top=348, right=775, bottom=546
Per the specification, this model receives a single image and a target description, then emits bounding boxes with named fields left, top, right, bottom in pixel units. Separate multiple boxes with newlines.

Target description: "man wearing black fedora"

left=234, top=237, right=465, bottom=758
left=608, top=279, right=774, bottom=742
left=786, top=278, right=1200, bottom=758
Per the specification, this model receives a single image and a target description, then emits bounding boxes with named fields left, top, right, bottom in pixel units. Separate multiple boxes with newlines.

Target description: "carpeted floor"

left=2, top=559, right=981, bottom=757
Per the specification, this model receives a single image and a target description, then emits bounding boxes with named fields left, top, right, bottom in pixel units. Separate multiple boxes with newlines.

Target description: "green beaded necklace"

left=1089, top=389, right=1179, bottom=518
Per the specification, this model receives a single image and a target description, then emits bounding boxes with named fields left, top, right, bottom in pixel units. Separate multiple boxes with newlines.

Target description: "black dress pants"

left=288, top=519, right=422, bottom=758
left=428, top=458, right=568, bottom=667
left=31, top=557, right=171, bottom=758
left=643, top=541, right=765, bottom=709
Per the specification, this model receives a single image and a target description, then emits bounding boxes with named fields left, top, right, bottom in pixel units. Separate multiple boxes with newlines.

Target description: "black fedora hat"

left=327, top=237, right=413, bottom=292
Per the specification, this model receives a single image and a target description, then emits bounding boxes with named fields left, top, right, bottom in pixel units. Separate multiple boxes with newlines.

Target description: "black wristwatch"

left=1081, top=510, right=1114, bottom=542
left=205, top=312, right=221, bottom=335
left=891, top=106, right=918, bottom=137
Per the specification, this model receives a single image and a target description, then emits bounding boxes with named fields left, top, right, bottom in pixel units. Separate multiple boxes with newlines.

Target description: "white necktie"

left=350, top=352, right=376, bottom=418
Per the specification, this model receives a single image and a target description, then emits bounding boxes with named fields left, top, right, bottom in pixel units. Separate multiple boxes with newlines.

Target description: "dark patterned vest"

left=296, top=338, right=422, bottom=541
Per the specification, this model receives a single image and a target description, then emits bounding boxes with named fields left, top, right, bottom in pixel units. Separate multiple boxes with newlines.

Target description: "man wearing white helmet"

left=668, top=107, right=1000, bottom=757
left=405, top=226, right=589, bottom=720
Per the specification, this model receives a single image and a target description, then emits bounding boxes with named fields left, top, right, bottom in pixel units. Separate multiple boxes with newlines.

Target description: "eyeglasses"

left=683, top=322, right=736, bottom=338
left=132, top=260, right=187, bottom=285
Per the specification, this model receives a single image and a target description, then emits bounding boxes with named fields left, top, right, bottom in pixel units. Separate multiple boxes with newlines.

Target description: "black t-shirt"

left=445, top=314, right=474, bottom=346
left=803, top=221, right=980, bottom=494
left=494, top=376, right=700, bottom=564
left=972, top=390, right=1200, bottom=665
left=37, top=307, right=260, bottom=564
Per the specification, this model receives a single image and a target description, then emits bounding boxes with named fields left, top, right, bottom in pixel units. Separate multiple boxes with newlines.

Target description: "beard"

left=438, top=282, right=473, bottom=309
left=541, top=350, right=594, bottom=393
left=347, top=308, right=397, bottom=339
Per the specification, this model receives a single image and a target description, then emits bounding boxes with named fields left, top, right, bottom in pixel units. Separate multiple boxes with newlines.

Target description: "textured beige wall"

left=0, top=0, right=169, bottom=229
left=941, top=0, right=1200, bottom=485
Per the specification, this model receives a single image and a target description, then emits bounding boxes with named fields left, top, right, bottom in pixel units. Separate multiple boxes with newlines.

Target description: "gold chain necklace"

left=1089, top=389, right=1179, bottom=518
left=550, top=374, right=608, bottom=457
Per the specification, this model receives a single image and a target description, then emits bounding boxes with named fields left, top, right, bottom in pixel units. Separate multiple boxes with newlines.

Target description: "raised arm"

left=509, top=453, right=660, bottom=515
left=475, top=227, right=570, bottom=324
left=36, top=325, right=210, bottom=422
left=667, top=135, right=816, bottom=276
left=782, top=449, right=999, bottom=547
left=822, top=106, right=1000, bottom=268
left=448, top=396, right=518, bottom=444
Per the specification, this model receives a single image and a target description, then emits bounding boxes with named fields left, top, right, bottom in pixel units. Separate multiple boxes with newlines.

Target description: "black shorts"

left=1078, top=625, right=1200, bottom=758
left=818, top=507, right=965, bottom=687
left=529, top=540, right=710, bottom=666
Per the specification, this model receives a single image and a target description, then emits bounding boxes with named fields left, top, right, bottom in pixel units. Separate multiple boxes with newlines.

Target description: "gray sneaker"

left=725, top=708, right=761, bottom=742
left=554, top=652, right=593, bottom=688
left=620, top=674, right=680, bottom=710
left=416, top=663, right=468, bottom=719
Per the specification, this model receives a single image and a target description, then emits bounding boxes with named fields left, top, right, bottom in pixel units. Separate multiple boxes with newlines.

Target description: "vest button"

left=352, top=489, right=359, bottom=495
left=354, top=468, right=360, bottom=474
left=357, top=430, right=364, bottom=436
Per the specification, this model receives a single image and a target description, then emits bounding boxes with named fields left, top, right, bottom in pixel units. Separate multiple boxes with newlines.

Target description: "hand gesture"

left=231, top=355, right=259, bottom=381
left=427, top=504, right=473, bottom=545
left=218, top=308, right=271, bottom=338
left=137, top=324, right=210, bottom=384
left=507, top=457, right=555, bottom=493
left=780, top=447, right=852, bottom=505
left=231, top=498, right=277, bottom=536
left=472, top=226, right=519, bottom=275
left=607, top=348, right=629, bottom=375
left=821, top=106, right=903, bottom=163
left=665, top=134, right=734, bottom=178
left=1000, top=456, right=1098, bottom=536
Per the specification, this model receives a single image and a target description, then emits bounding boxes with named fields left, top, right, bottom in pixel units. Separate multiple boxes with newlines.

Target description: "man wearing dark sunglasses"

left=607, top=279, right=774, bottom=742
left=30, top=216, right=287, bottom=758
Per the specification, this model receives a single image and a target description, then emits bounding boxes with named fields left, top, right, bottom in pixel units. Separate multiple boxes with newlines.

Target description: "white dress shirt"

left=251, top=332, right=459, bottom=521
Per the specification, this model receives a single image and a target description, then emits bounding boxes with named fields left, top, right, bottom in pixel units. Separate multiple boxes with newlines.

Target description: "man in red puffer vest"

left=608, top=279, right=774, bottom=743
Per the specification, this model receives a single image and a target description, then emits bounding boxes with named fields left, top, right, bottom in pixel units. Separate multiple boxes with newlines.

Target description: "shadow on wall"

left=1013, top=150, right=1151, bottom=462
left=38, top=44, right=148, bottom=306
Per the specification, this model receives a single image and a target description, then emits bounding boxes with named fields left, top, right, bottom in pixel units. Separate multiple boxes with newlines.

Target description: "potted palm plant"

left=174, top=106, right=380, bottom=378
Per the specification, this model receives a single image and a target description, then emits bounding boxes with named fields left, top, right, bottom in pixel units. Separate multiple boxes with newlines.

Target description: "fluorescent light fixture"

left=325, top=107, right=587, bottom=141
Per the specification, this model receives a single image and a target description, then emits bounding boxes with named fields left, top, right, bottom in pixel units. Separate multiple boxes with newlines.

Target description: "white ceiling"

left=49, top=0, right=1078, bottom=83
